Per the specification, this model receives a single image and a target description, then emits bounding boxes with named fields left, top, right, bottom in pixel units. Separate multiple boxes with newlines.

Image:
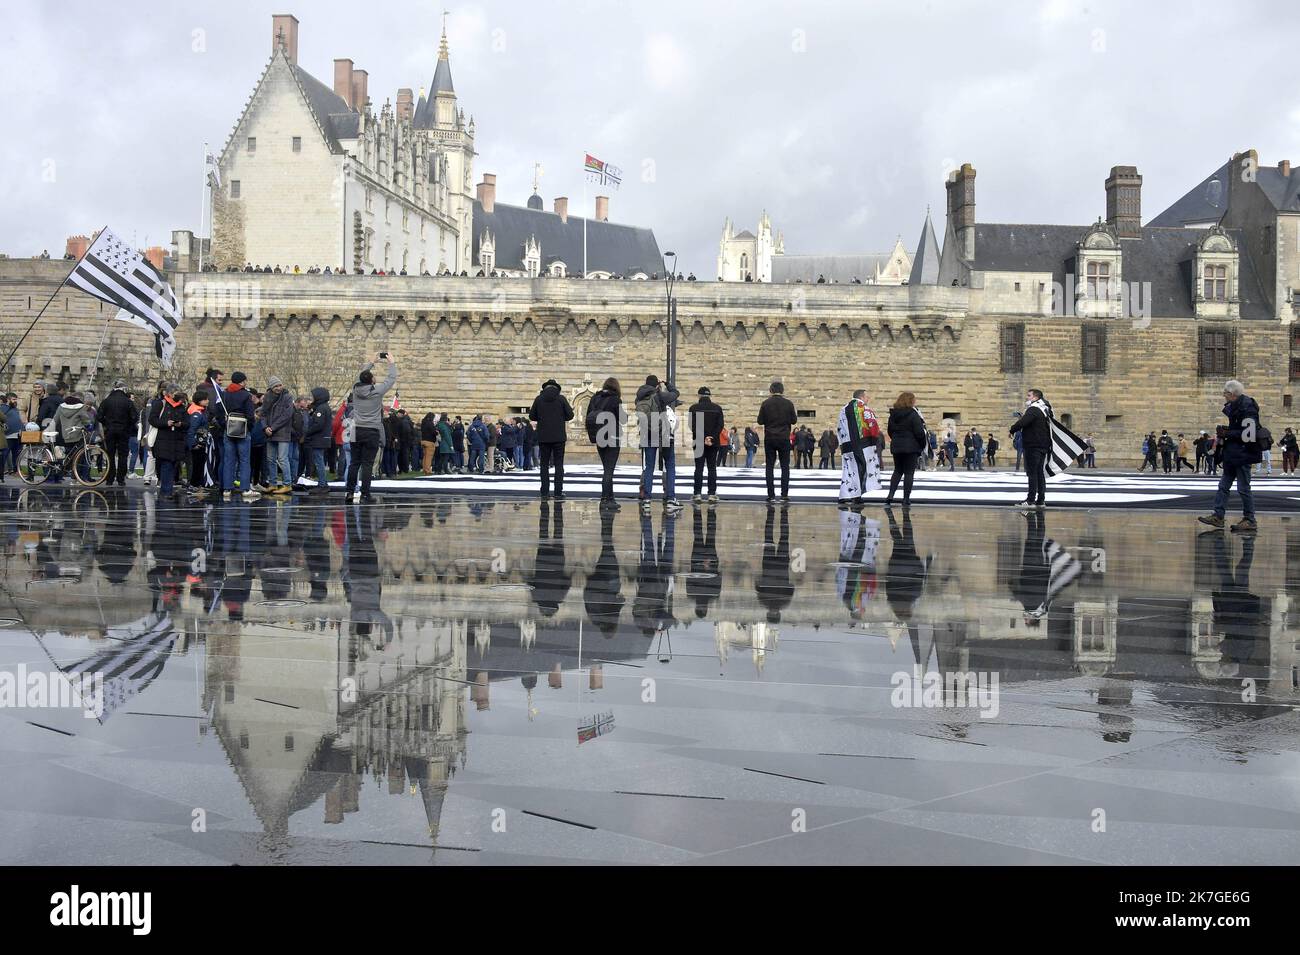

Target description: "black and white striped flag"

left=1033, top=538, right=1082, bottom=617
left=65, top=228, right=181, bottom=364
left=1028, top=400, right=1087, bottom=477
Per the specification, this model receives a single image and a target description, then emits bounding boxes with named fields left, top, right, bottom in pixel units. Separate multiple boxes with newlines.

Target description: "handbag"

left=225, top=413, right=248, bottom=439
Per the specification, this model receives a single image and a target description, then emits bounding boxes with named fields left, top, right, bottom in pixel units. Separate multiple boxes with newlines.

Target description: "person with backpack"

left=1253, top=424, right=1275, bottom=476
left=586, top=377, right=625, bottom=508
left=1198, top=379, right=1262, bottom=533
left=633, top=375, right=680, bottom=508
left=216, top=371, right=258, bottom=500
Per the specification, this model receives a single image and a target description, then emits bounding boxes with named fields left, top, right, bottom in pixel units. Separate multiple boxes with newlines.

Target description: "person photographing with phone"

left=688, top=386, right=725, bottom=503
left=345, top=352, right=398, bottom=503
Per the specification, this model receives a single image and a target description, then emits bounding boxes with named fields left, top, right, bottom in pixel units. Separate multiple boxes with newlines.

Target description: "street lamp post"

left=663, top=252, right=678, bottom=385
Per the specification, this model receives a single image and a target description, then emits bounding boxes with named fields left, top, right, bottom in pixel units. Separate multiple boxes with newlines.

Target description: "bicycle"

left=16, top=435, right=110, bottom=488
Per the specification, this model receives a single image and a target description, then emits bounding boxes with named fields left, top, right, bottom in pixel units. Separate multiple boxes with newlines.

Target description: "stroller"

left=492, top=448, right=516, bottom=474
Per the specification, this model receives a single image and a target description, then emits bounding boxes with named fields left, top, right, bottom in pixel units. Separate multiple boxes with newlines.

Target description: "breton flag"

left=205, top=148, right=221, bottom=189
left=42, top=611, right=177, bottom=723
left=65, top=228, right=181, bottom=365
left=584, top=153, right=622, bottom=189
left=1029, top=399, right=1088, bottom=477
left=1034, top=538, right=1082, bottom=618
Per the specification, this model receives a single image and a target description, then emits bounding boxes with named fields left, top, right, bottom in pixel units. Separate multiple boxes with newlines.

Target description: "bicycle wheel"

left=72, top=444, right=109, bottom=487
left=16, top=445, right=55, bottom=485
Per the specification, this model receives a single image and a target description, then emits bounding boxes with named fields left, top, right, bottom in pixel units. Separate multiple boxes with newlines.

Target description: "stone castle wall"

left=1, top=259, right=1295, bottom=460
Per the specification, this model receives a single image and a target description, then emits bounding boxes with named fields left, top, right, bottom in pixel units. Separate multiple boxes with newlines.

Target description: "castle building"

left=717, top=213, right=912, bottom=284
left=471, top=175, right=662, bottom=278
left=210, top=14, right=475, bottom=274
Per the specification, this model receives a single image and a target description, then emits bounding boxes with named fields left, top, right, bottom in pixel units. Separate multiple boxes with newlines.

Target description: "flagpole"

left=198, top=143, right=208, bottom=272
left=582, top=171, right=588, bottom=278
left=1, top=227, right=104, bottom=391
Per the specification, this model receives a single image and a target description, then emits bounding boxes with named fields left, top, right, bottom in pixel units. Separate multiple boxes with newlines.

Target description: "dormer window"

left=1193, top=226, right=1239, bottom=319
left=1075, top=223, right=1123, bottom=317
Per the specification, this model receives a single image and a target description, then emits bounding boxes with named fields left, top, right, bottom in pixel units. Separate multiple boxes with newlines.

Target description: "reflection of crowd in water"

left=0, top=488, right=1291, bottom=701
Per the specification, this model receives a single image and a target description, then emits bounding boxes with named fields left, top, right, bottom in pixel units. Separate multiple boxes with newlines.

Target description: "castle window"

left=365, top=188, right=374, bottom=213
left=1000, top=323, right=1025, bottom=373
left=246, top=137, right=256, bottom=153
left=292, top=136, right=301, bottom=153
left=1081, top=324, right=1107, bottom=374
left=230, top=180, right=241, bottom=199
left=1085, top=261, right=1110, bottom=298
left=1203, top=264, right=1227, bottom=300
left=1198, top=327, right=1234, bottom=378
left=1290, top=325, right=1300, bottom=381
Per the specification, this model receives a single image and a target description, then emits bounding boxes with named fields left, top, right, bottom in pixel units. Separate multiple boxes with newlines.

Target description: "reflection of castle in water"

left=2, top=488, right=1298, bottom=845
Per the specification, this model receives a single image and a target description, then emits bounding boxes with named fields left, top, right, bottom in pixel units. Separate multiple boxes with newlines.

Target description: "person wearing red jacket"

left=331, top=400, right=350, bottom=479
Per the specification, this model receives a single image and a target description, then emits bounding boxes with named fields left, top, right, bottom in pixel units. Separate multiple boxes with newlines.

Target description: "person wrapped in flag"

left=837, top=389, right=881, bottom=506
left=1008, top=387, right=1086, bottom=508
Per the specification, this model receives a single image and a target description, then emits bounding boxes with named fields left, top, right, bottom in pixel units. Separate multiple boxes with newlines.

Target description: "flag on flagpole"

left=65, top=228, right=182, bottom=366
left=205, top=148, right=221, bottom=189
left=389, top=391, right=402, bottom=411
left=584, top=153, right=622, bottom=189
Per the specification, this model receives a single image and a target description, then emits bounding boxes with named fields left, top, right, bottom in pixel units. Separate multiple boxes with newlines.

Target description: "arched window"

left=383, top=242, right=391, bottom=270
left=740, top=253, right=749, bottom=273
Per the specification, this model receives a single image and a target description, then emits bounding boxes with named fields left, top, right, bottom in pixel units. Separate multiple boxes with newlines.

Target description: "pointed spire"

left=909, top=209, right=941, bottom=285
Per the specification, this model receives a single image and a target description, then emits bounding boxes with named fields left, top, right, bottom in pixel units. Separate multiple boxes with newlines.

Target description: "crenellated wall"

left=1, top=259, right=1294, bottom=457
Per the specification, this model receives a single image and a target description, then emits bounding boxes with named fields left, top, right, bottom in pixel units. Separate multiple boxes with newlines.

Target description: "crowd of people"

left=1, top=361, right=1287, bottom=531
left=201, top=262, right=702, bottom=282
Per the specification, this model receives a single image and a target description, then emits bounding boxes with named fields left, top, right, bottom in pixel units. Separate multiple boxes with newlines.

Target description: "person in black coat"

left=885, top=393, right=928, bottom=505
left=1009, top=387, right=1053, bottom=508
left=148, top=387, right=189, bottom=497
left=687, top=386, right=724, bottom=501
left=529, top=378, right=575, bottom=498
left=1198, top=379, right=1262, bottom=532
left=97, top=380, right=138, bottom=486
left=302, top=387, right=332, bottom=492
left=585, top=377, right=625, bottom=507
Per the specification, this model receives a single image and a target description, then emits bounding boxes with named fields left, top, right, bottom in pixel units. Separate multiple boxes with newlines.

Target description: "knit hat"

left=231, top=371, right=247, bottom=384
left=697, top=386, right=711, bottom=396
left=267, top=376, right=283, bottom=389
left=112, top=379, right=127, bottom=391
left=542, top=378, right=560, bottom=390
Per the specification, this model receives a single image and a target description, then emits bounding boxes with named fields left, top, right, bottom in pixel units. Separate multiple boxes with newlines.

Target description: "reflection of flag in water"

left=1029, top=539, right=1082, bottom=618
left=836, top=510, right=879, bottom=619
left=577, top=710, right=616, bottom=744
left=57, top=612, right=176, bottom=722
left=583, top=154, right=622, bottom=188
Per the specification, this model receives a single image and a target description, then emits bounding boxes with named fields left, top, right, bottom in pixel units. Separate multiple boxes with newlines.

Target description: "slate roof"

left=1147, top=161, right=1229, bottom=227
left=472, top=200, right=663, bottom=276
left=771, top=252, right=902, bottom=284
left=292, top=65, right=356, bottom=151
left=970, top=223, right=1271, bottom=320
left=909, top=211, right=941, bottom=285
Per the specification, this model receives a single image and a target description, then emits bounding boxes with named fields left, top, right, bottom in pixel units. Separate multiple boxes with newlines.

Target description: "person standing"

left=634, top=375, right=679, bottom=507
left=1198, top=380, right=1261, bottom=533
left=744, top=425, right=759, bottom=469
left=837, top=389, right=881, bottom=507
left=1280, top=427, right=1298, bottom=474
left=1012, top=427, right=1023, bottom=472
left=97, top=379, right=137, bottom=487
left=261, top=377, right=295, bottom=493
left=1158, top=430, right=1174, bottom=474
left=1009, top=388, right=1053, bottom=509
left=452, top=417, right=465, bottom=473
left=972, top=430, right=985, bottom=470
left=688, top=386, right=724, bottom=503
left=303, top=387, right=333, bottom=495
left=986, top=432, right=999, bottom=468
left=345, top=353, right=397, bottom=503
left=148, top=387, right=189, bottom=500
left=436, top=413, right=454, bottom=474
left=885, top=392, right=927, bottom=505
left=1084, top=434, right=1096, bottom=468
left=2, top=395, right=22, bottom=477
left=184, top=390, right=213, bottom=495
left=818, top=428, right=836, bottom=469
left=213, top=372, right=257, bottom=500
left=468, top=415, right=488, bottom=473
left=586, top=377, right=625, bottom=508
left=1194, top=431, right=1208, bottom=473
left=419, top=411, right=439, bottom=474
left=529, top=378, right=575, bottom=499
left=757, top=381, right=797, bottom=503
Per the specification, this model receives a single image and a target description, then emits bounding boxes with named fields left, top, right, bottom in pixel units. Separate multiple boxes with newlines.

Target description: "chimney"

left=396, top=88, right=413, bottom=122
left=333, top=59, right=354, bottom=109
left=1280, top=159, right=1292, bottom=177
left=1105, top=165, right=1143, bottom=239
left=554, top=197, right=568, bottom=223
left=477, top=174, right=496, bottom=214
left=350, top=69, right=368, bottom=112
left=594, top=195, right=609, bottom=222
left=944, top=163, right=976, bottom=261
left=271, top=14, right=299, bottom=65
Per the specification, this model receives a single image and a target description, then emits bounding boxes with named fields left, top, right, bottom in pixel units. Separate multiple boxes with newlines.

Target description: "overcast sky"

left=4, top=0, right=1299, bottom=273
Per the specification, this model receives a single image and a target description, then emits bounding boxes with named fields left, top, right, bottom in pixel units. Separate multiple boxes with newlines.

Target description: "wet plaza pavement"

left=0, top=485, right=1298, bottom=865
